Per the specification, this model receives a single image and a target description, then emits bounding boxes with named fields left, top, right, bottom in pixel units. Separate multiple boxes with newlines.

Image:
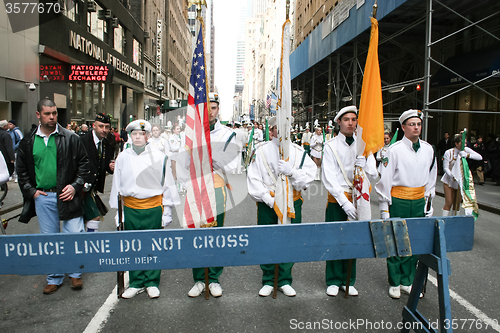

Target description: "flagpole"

left=346, top=0, right=382, bottom=300
left=272, top=0, right=293, bottom=299
left=190, top=0, right=214, bottom=300
left=199, top=13, right=212, bottom=301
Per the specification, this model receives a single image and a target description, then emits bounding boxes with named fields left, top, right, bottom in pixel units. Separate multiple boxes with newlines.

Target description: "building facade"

left=240, top=0, right=295, bottom=123
left=38, top=0, right=145, bottom=129
left=290, top=0, right=500, bottom=144
left=166, top=0, right=190, bottom=103
left=136, top=0, right=165, bottom=121
left=0, top=7, right=39, bottom=132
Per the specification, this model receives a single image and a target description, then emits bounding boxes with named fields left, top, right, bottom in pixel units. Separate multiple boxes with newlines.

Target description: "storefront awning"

left=160, top=99, right=188, bottom=110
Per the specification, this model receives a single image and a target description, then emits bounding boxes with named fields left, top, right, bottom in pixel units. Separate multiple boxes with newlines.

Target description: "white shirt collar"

left=92, top=129, right=101, bottom=148
left=35, top=124, right=58, bottom=138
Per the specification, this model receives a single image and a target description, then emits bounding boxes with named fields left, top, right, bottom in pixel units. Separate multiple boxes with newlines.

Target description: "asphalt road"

left=1, top=174, right=499, bottom=333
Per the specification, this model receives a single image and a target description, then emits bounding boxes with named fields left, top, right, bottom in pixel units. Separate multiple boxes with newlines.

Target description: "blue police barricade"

left=1, top=216, right=474, bottom=333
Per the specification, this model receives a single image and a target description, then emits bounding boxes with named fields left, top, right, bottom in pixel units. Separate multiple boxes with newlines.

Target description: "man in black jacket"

left=16, top=98, right=90, bottom=295
left=80, top=113, right=115, bottom=231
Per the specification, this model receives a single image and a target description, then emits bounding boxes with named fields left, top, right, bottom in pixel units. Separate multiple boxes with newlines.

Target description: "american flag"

left=182, top=24, right=217, bottom=228
left=266, top=94, right=271, bottom=109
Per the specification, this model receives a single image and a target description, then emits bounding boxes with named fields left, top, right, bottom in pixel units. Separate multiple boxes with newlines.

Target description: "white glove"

left=381, top=211, right=390, bottom=219
left=425, top=206, right=434, bottom=217
left=341, top=201, right=357, bottom=220
left=464, top=208, right=473, bottom=216
left=162, top=206, right=173, bottom=227
left=459, top=151, right=468, bottom=158
left=424, top=196, right=434, bottom=217
left=355, top=156, right=366, bottom=168
left=278, top=160, right=294, bottom=177
left=114, top=211, right=121, bottom=227
left=262, top=193, right=275, bottom=209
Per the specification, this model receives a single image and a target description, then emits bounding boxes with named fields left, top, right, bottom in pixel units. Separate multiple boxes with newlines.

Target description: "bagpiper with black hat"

left=80, top=113, right=115, bottom=232
left=375, top=109, right=437, bottom=299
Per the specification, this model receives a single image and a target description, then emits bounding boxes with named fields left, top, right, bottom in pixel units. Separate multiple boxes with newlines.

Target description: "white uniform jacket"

left=148, top=136, right=167, bottom=153
left=211, top=120, right=239, bottom=175
left=310, top=133, right=324, bottom=158
left=441, top=147, right=482, bottom=189
left=109, top=144, right=180, bottom=209
left=301, top=131, right=312, bottom=145
left=322, top=132, right=378, bottom=207
left=247, top=138, right=316, bottom=203
left=254, top=128, right=263, bottom=142
left=167, top=134, right=182, bottom=155
left=375, top=136, right=437, bottom=211
left=234, top=127, right=248, bottom=152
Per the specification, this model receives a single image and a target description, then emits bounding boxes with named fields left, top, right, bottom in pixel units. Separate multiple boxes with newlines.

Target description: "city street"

left=1, top=174, right=499, bottom=332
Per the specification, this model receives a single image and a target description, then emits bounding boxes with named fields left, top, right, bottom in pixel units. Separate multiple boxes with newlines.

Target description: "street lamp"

left=158, top=83, right=164, bottom=105
left=157, top=83, right=165, bottom=124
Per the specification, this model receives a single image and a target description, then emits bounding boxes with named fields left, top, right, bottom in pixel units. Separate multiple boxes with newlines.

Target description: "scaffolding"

left=291, top=0, right=500, bottom=143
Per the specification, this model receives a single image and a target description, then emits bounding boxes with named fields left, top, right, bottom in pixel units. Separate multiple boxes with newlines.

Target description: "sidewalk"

left=0, top=179, right=23, bottom=212
left=435, top=177, right=500, bottom=215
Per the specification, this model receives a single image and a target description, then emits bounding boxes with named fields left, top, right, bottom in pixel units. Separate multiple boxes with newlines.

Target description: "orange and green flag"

left=357, top=17, right=384, bottom=157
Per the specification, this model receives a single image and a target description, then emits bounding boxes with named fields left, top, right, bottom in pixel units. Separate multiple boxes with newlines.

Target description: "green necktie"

left=413, top=141, right=420, bottom=152
left=345, top=136, right=354, bottom=146
left=210, top=123, right=215, bottom=131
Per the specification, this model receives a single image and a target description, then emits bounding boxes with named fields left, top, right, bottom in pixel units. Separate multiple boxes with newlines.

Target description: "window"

left=63, top=0, right=81, bottom=24
left=75, top=83, right=83, bottom=117
left=114, top=24, right=124, bottom=54
left=133, top=39, right=142, bottom=66
left=87, top=3, right=105, bottom=41
left=86, top=83, right=93, bottom=117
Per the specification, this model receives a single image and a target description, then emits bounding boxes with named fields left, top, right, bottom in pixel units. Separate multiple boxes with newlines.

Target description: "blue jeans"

left=34, top=192, right=84, bottom=285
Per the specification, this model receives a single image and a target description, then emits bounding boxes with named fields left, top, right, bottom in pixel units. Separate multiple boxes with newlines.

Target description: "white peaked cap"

left=126, top=119, right=152, bottom=132
left=334, top=105, right=358, bottom=122
left=399, top=109, right=423, bottom=125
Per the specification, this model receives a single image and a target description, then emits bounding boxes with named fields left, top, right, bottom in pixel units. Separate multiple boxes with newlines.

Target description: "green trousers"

left=124, top=205, right=162, bottom=288
left=387, top=196, right=425, bottom=287
left=325, top=202, right=356, bottom=287
left=257, top=198, right=302, bottom=287
left=303, top=144, right=311, bottom=155
left=193, top=187, right=226, bottom=284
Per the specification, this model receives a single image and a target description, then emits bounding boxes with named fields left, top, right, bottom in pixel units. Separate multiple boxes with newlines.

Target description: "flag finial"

left=373, top=0, right=378, bottom=19
left=188, top=0, right=207, bottom=15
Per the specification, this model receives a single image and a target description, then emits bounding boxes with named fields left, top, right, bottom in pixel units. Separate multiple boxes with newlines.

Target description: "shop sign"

left=39, top=65, right=66, bottom=81
left=68, top=64, right=113, bottom=83
left=69, top=30, right=144, bottom=84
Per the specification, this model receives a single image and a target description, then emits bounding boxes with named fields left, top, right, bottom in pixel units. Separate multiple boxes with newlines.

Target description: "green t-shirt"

left=33, top=134, right=57, bottom=189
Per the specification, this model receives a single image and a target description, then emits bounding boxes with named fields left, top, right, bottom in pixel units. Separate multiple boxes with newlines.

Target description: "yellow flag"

left=357, top=17, right=384, bottom=157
